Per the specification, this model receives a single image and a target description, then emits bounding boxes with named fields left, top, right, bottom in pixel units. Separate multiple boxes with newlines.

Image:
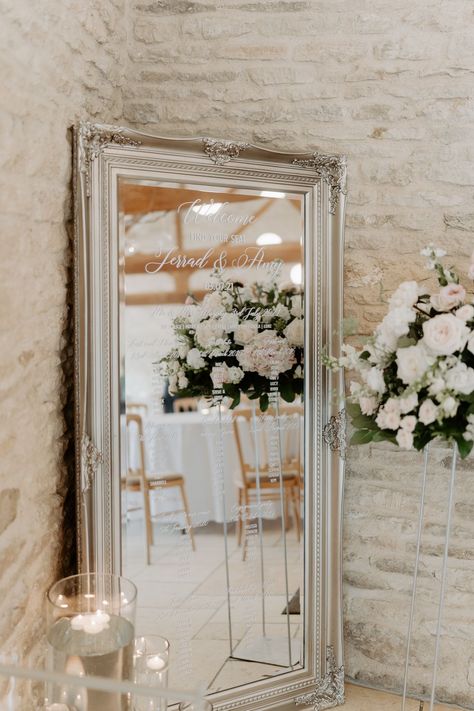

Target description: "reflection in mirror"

left=119, top=181, right=305, bottom=699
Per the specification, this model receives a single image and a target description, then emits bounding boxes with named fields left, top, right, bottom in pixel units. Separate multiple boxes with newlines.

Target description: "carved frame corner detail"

left=292, top=153, right=347, bottom=214
left=295, top=646, right=344, bottom=710
left=202, top=137, right=250, bottom=165
left=78, top=122, right=141, bottom=196
left=323, top=409, right=347, bottom=460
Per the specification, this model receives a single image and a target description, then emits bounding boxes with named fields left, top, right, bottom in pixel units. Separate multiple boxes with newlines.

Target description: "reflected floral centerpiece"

left=160, top=277, right=304, bottom=410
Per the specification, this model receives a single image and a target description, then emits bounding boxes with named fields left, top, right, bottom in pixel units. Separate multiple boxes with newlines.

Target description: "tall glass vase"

left=46, top=573, right=137, bottom=711
left=401, top=442, right=458, bottom=711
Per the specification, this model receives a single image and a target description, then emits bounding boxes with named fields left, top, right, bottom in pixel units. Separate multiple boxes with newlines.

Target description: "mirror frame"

left=73, top=121, right=346, bottom=711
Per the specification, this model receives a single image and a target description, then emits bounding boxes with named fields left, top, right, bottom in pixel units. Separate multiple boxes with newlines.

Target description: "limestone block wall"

left=0, top=0, right=126, bottom=663
left=123, top=0, right=474, bottom=705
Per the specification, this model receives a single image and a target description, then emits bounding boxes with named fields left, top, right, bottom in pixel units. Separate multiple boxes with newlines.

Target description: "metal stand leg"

left=217, top=398, right=233, bottom=658
left=251, top=401, right=267, bottom=638
left=402, top=446, right=430, bottom=711
left=428, top=443, right=458, bottom=711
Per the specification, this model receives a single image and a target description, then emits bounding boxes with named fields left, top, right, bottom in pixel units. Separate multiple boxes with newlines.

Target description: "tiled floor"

left=123, top=517, right=304, bottom=694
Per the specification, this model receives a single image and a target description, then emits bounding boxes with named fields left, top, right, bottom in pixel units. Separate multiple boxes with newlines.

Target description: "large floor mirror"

left=75, top=124, right=346, bottom=711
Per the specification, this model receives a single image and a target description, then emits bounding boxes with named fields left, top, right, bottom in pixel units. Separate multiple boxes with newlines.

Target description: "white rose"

left=422, top=314, right=469, bottom=355
left=273, top=303, right=291, bottom=322
left=202, top=291, right=224, bottom=313
left=359, top=395, right=378, bottom=415
left=364, top=367, right=386, bottom=394
left=400, top=391, right=418, bottom=414
left=445, top=362, right=474, bottom=395
left=195, top=319, right=226, bottom=349
left=376, top=399, right=400, bottom=430
left=401, top=416, right=417, bottom=433
left=290, top=296, right=304, bottom=318
left=396, top=345, right=432, bottom=385
left=396, top=428, right=414, bottom=450
left=234, top=321, right=259, bottom=345
left=178, top=371, right=189, bottom=389
left=389, top=281, right=420, bottom=310
left=455, top=304, right=474, bottom=322
left=377, top=307, right=415, bottom=351
left=419, top=399, right=438, bottom=425
left=284, top=318, right=304, bottom=347
left=227, top=366, right=244, bottom=384
left=430, top=284, right=466, bottom=312
left=186, top=348, right=206, bottom=369
left=441, top=396, right=459, bottom=418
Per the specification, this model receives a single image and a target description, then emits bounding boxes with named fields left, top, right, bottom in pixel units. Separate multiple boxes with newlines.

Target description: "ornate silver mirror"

left=74, top=122, right=346, bottom=711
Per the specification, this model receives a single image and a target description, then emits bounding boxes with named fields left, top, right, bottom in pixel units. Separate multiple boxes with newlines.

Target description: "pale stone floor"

left=344, top=683, right=457, bottom=710
left=123, top=517, right=304, bottom=695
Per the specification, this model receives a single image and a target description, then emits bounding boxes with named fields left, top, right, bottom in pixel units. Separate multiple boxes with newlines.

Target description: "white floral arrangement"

left=160, top=279, right=304, bottom=411
left=326, top=246, right=474, bottom=458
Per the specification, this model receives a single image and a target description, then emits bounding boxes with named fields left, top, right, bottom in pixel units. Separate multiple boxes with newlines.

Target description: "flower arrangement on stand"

left=160, top=278, right=304, bottom=411
left=326, top=245, right=474, bottom=458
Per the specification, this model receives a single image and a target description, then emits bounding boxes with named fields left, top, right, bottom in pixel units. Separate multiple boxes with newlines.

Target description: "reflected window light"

left=260, top=190, right=286, bottom=199
left=290, top=263, right=303, bottom=285
left=126, top=245, right=136, bottom=254
left=191, top=201, right=222, bottom=216
left=256, top=232, right=282, bottom=246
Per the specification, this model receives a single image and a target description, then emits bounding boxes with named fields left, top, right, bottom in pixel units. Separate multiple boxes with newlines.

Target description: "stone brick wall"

left=123, top=0, right=474, bottom=705
left=1, top=0, right=474, bottom=705
left=0, top=0, right=126, bottom=664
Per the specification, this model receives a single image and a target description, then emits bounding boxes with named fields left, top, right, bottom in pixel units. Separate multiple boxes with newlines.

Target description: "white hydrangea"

left=445, top=362, right=474, bottom=395
left=186, top=348, right=206, bottom=370
left=388, top=281, right=420, bottom=310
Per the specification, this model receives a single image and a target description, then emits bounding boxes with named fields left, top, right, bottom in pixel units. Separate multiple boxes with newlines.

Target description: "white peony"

left=455, top=304, right=474, bottom=321
left=418, top=399, right=438, bottom=425
left=396, top=344, right=432, bottom=385
left=364, top=367, right=386, bottom=394
left=441, top=395, right=459, bottom=418
left=290, top=295, right=304, bottom=318
left=186, top=348, right=206, bottom=370
left=359, top=395, right=378, bottom=415
left=377, top=307, right=414, bottom=351
left=234, top=321, right=259, bottom=345
left=445, top=362, right=474, bottom=395
left=195, top=319, right=226, bottom=349
left=400, top=391, right=418, bottom=414
left=396, top=428, right=414, bottom=450
left=284, top=318, right=304, bottom=347
left=422, top=313, right=469, bottom=355
left=389, top=281, right=420, bottom=310
left=430, top=284, right=466, bottom=312
left=237, top=330, right=295, bottom=378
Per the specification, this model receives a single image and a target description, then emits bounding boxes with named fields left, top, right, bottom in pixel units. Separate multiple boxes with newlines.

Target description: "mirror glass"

left=118, top=180, right=305, bottom=698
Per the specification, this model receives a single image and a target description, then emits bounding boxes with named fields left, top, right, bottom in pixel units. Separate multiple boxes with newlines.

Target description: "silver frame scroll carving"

left=74, top=122, right=346, bottom=711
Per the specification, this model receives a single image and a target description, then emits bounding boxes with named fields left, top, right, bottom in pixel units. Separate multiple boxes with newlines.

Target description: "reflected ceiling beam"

left=125, top=291, right=208, bottom=306
left=124, top=243, right=302, bottom=274
left=119, top=184, right=266, bottom=214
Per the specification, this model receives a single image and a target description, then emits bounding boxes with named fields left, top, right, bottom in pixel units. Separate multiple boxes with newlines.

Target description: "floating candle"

left=70, top=610, right=110, bottom=634
left=146, top=654, right=166, bottom=671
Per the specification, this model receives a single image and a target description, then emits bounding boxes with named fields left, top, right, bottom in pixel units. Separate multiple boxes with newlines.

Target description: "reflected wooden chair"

left=124, top=413, right=196, bottom=563
left=232, top=407, right=301, bottom=560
